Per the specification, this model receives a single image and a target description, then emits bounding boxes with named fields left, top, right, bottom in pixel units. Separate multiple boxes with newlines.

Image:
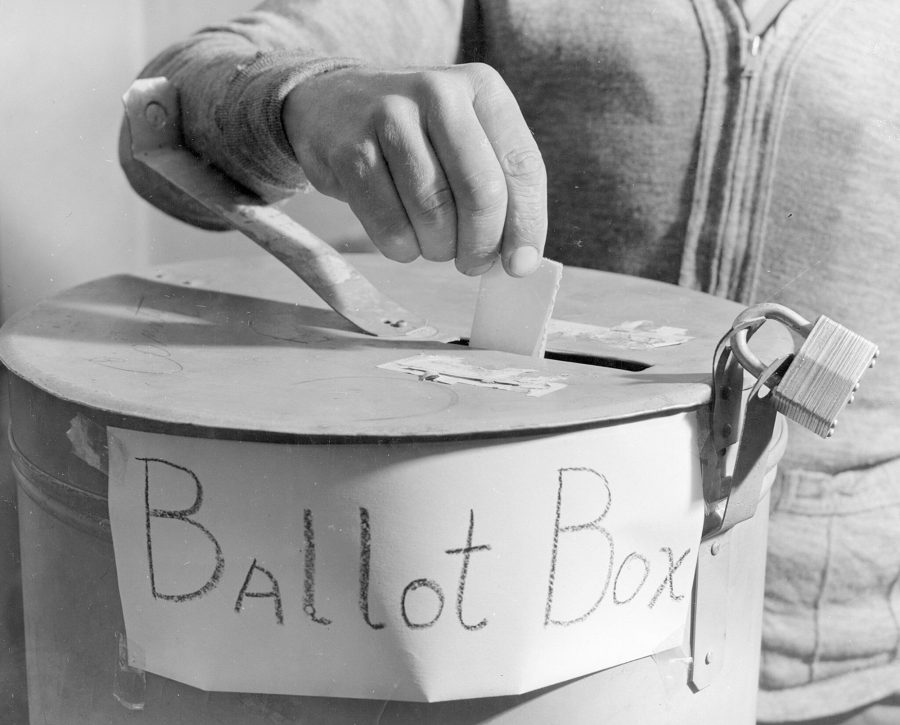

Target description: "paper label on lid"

left=378, top=354, right=567, bottom=397
left=549, top=320, right=693, bottom=350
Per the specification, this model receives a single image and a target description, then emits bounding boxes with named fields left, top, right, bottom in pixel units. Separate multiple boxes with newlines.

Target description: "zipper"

left=707, top=20, right=766, bottom=300
left=678, top=0, right=771, bottom=298
left=714, top=0, right=804, bottom=300
left=698, top=1, right=798, bottom=301
left=681, top=0, right=845, bottom=302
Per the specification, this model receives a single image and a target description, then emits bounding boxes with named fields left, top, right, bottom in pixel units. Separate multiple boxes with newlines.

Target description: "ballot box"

left=0, top=253, right=789, bottom=724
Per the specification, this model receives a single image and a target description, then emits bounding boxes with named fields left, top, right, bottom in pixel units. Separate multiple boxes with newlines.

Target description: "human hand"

left=282, top=64, right=547, bottom=277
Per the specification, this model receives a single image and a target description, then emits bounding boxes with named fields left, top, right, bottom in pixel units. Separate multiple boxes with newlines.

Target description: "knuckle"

left=373, top=97, right=414, bottom=149
left=456, top=170, right=507, bottom=217
left=510, top=203, right=547, bottom=231
left=506, top=193, right=548, bottom=239
left=378, top=120, right=405, bottom=153
left=415, top=70, right=449, bottom=99
left=506, top=213, right=547, bottom=248
left=501, top=147, right=546, bottom=184
left=413, top=186, right=455, bottom=222
left=463, top=62, right=502, bottom=87
left=293, top=143, right=343, bottom=197
left=330, top=140, right=379, bottom=182
left=417, top=71, right=467, bottom=119
left=462, top=62, right=508, bottom=100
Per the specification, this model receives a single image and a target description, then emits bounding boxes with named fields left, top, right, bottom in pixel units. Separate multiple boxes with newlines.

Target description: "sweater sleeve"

left=119, top=0, right=466, bottom=229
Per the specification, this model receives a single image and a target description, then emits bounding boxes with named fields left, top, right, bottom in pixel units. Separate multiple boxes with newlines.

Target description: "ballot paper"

left=469, top=258, right=564, bottom=356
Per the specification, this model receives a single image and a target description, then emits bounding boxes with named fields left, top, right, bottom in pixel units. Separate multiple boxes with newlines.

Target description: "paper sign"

left=107, top=413, right=704, bottom=702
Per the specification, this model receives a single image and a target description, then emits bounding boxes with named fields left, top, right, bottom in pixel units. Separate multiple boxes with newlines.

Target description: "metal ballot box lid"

left=0, top=253, right=787, bottom=439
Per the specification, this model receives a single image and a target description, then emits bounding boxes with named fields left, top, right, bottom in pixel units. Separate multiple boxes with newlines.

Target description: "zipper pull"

left=742, top=35, right=762, bottom=77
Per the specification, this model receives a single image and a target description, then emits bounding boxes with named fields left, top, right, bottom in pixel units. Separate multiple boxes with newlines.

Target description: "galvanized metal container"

left=1, top=254, right=787, bottom=724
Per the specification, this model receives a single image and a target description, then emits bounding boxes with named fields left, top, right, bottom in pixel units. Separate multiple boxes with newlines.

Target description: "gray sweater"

left=121, top=1, right=900, bottom=719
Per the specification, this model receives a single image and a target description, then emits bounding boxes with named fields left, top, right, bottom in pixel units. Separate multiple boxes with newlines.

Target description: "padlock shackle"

left=730, top=303, right=813, bottom=378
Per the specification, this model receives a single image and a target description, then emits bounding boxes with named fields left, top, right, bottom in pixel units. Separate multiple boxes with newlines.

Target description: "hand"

left=282, top=63, right=547, bottom=276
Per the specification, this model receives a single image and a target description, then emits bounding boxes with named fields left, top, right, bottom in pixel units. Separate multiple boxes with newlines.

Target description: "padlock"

left=730, top=304, right=879, bottom=438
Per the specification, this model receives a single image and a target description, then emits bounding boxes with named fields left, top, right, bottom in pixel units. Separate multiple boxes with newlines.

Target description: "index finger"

left=463, top=64, right=547, bottom=277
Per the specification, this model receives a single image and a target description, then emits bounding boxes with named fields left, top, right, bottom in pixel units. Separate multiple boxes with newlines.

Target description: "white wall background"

left=0, top=5, right=365, bottom=719
left=0, top=0, right=365, bottom=322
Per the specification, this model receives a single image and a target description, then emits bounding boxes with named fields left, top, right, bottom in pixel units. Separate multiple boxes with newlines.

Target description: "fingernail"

left=509, top=246, right=541, bottom=276
left=467, top=260, right=496, bottom=276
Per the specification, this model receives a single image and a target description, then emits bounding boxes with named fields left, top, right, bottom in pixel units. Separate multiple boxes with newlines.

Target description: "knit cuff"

left=216, top=50, right=363, bottom=201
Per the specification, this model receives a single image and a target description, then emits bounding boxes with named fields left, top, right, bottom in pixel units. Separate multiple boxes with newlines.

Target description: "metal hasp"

left=122, top=78, right=439, bottom=340
left=689, top=303, right=879, bottom=691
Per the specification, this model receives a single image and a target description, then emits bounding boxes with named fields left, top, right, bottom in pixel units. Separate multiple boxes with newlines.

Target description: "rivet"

left=722, top=423, right=733, bottom=438
left=705, top=652, right=713, bottom=665
left=711, top=541, right=721, bottom=556
left=144, top=101, right=168, bottom=129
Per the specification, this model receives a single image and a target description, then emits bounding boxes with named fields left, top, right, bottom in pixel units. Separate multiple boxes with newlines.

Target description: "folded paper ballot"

left=469, top=258, right=564, bottom=357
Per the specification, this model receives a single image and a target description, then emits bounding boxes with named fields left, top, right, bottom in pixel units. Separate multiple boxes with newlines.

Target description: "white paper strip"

left=107, top=413, right=704, bottom=702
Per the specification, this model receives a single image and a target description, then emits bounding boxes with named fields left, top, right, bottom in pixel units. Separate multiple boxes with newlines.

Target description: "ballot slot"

left=446, top=338, right=651, bottom=371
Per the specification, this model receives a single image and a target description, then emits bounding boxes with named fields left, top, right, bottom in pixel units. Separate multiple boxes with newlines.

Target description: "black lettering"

left=649, top=547, right=692, bottom=608
left=401, top=579, right=444, bottom=630
left=358, top=507, right=385, bottom=630
left=141, top=457, right=224, bottom=602
left=544, top=467, right=614, bottom=626
left=613, top=552, right=650, bottom=605
left=234, top=558, right=284, bottom=624
left=445, top=509, right=492, bottom=631
left=303, top=509, right=331, bottom=625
